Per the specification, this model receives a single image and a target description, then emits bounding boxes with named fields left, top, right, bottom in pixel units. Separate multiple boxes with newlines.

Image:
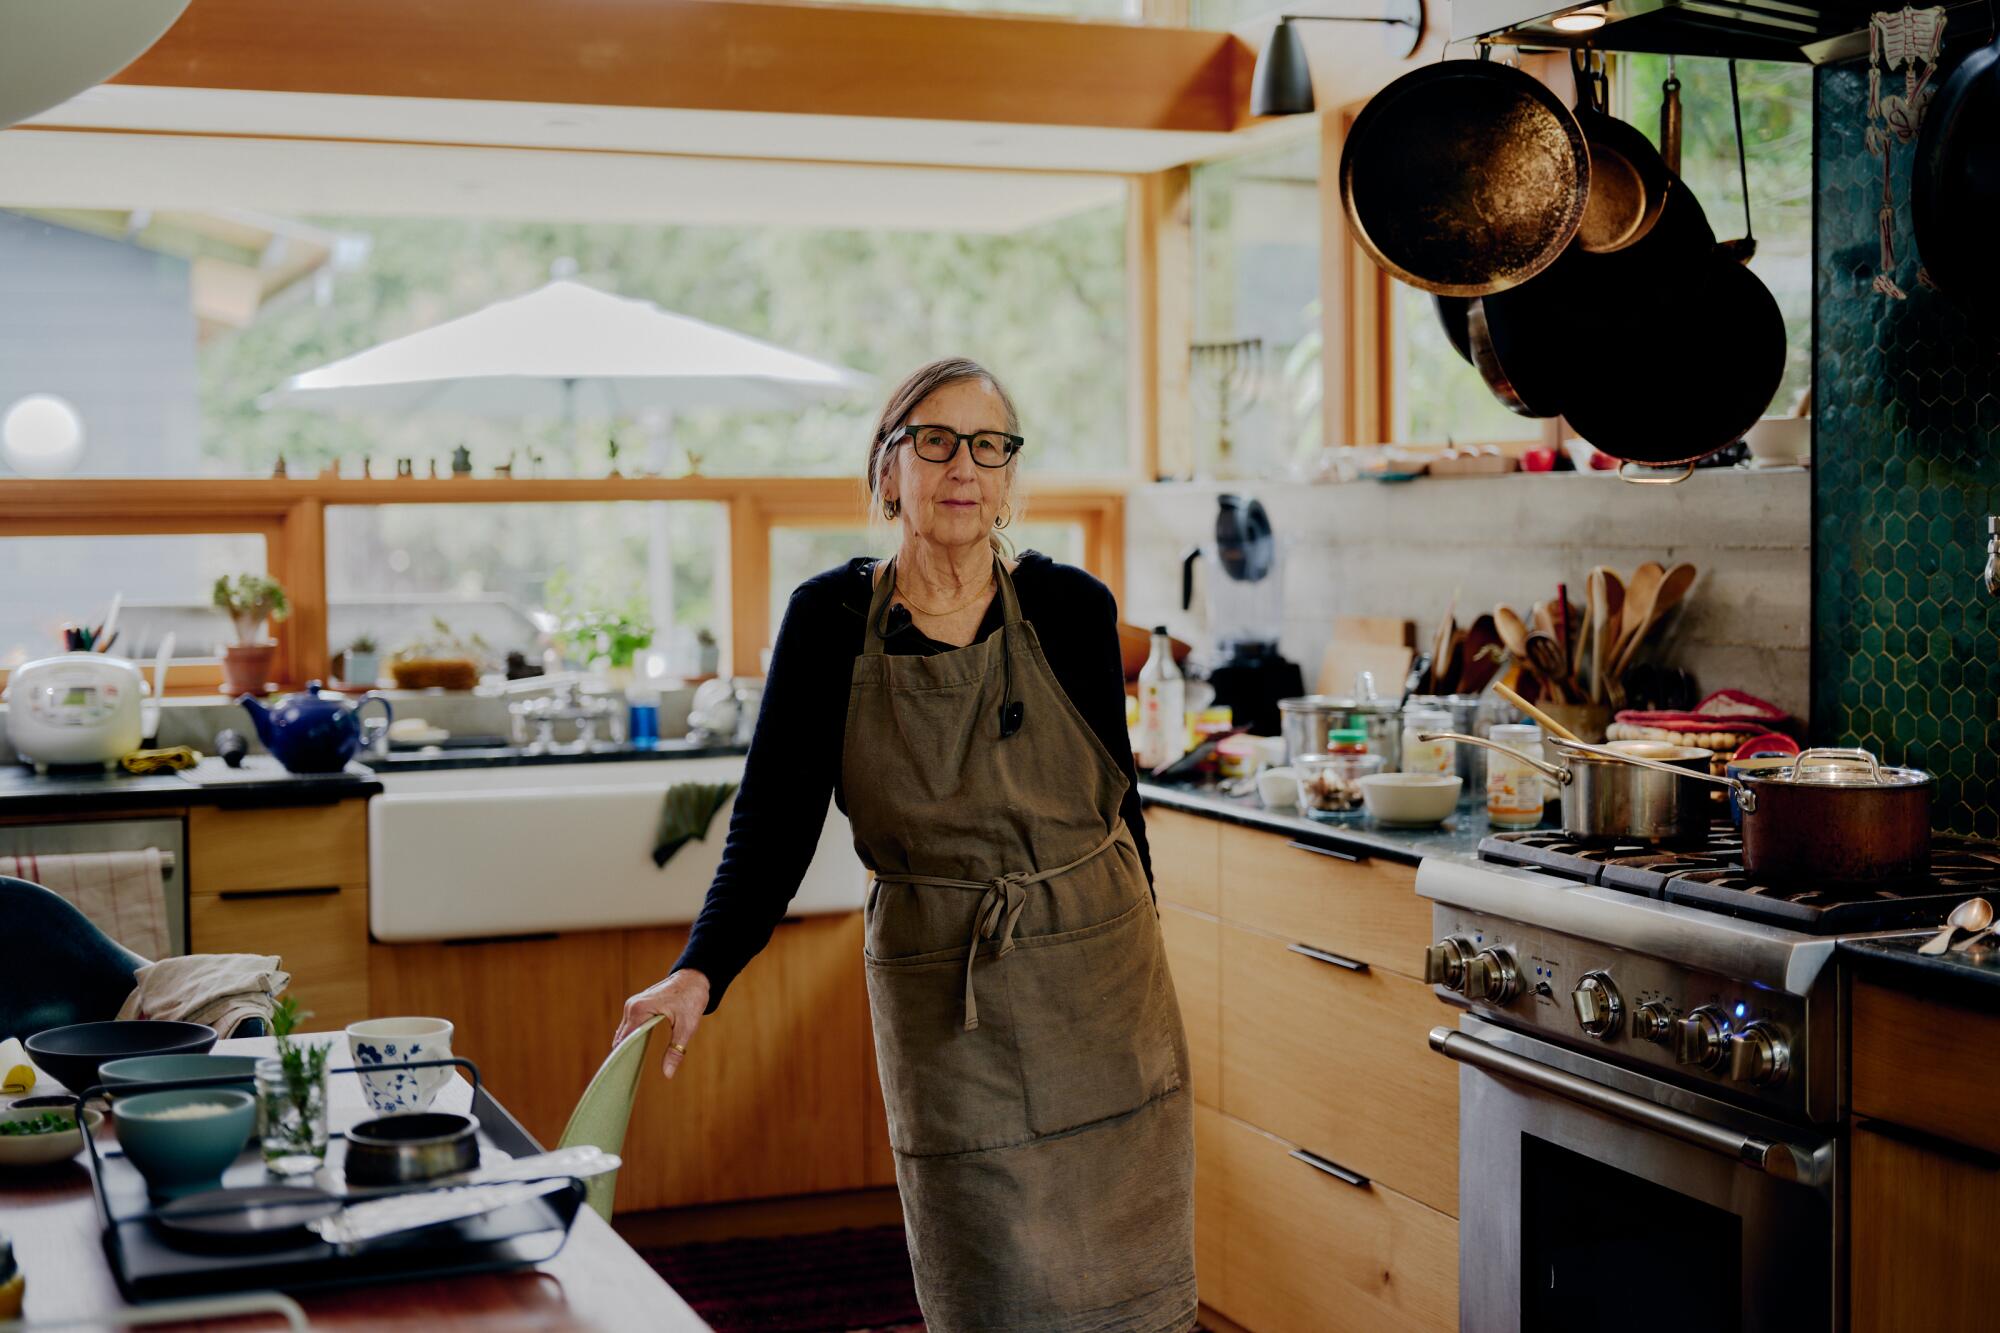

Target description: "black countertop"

left=1839, top=936, right=2000, bottom=1005
left=0, top=740, right=750, bottom=817
left=1138, top=779, right=1503, bottom=866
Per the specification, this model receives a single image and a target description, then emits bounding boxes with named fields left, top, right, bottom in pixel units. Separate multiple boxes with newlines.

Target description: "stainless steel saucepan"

left=1425, top=732, right=1715, bottom=844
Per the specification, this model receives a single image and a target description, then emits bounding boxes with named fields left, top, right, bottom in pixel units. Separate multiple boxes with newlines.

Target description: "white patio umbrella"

left=266, top=278, right=870, bottom=677
left=266, top=278, right=869, bottom=415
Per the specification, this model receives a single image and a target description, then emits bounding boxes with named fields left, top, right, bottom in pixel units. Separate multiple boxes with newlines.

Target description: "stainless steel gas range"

left=1415, top=831, right=2000, bottom=1333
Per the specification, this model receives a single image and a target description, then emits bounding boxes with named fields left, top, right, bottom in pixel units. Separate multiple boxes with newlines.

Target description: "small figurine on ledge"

left=606, top=434, right=623, bottom=479
left=493, top=449, right=515, bottom=479
left=428, top=457, right=440, bottom=479
left=271, top=453, right=288, bottom=479
left=450, top=443, right=473, bottom=477
left=395, top=457, right=414, bottom=478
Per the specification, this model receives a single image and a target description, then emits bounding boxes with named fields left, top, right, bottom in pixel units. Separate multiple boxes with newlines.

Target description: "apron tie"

left=873, top=824, right=1127, bottom=1032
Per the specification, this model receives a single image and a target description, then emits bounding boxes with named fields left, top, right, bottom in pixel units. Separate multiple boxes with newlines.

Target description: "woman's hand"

left=615, top=968, right=711, bottom=1079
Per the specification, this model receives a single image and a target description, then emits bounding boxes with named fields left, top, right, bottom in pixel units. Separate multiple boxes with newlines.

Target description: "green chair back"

left=557, top=1015, right=664, bottom=1221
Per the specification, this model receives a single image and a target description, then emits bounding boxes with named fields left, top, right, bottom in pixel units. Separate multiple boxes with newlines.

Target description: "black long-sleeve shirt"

left=672, top=550, right=1152, bottom=1012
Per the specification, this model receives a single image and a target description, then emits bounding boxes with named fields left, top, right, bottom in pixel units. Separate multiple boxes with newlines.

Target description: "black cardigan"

left=670, top=550, right=1152, bottom=1011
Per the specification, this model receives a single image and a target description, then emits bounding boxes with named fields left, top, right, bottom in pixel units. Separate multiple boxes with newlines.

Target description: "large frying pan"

left=1914, top=16, right=2000, bottom=323
left=1341, top=59, right=1590, bottom=298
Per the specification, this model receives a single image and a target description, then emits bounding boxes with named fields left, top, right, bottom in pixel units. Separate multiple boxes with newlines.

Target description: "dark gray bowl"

left=343, top=1111, right=480, bottom=1187
left=25, top=1021, right=218, bottom=1094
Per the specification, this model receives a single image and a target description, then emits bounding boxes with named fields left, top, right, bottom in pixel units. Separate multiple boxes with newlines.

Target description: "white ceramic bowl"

left=0, top=1103, right=102, bottom=1169
left=1744, top=415, right=1810, bottom=466
left=1257, top=766, right=1298, bottom=809
left=1358, top=773, right=1462, bottom=827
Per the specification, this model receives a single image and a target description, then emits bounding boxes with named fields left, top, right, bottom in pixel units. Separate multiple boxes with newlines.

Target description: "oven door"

left=1434, top=1015, right=1838, bottom=1333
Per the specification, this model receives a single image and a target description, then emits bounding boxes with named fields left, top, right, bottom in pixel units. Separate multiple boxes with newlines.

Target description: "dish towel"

left=115, top=953, right=291, bottom=1038
left=653, top=781, right=738, bottom=868
left=0, top=850, right=170, bottom=961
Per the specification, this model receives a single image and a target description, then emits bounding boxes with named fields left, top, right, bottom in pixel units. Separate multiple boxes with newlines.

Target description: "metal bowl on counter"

left=343, top=1111, right=480, bottom=1186
left=1279, top=695, right=1401, bottom=769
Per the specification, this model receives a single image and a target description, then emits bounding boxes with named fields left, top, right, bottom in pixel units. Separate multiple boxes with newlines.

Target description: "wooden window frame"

left=0, top=476, right=1126, bottom=692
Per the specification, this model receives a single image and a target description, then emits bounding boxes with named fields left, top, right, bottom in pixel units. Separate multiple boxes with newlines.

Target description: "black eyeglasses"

left=894, top=424, right=1024, bottom=469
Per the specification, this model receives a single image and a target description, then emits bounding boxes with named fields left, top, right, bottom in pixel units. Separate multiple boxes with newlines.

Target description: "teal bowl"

left=112, top=1088, right=257, bottom=1198
left=101, top=1056, right=262, bottom=1146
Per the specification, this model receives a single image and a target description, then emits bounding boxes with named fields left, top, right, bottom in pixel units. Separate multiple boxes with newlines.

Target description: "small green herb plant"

left=262, top=994, right=330, bottom=1166
left=544, top=570, right=654, bottom=670
left=212, top=573, right=291, bottom=645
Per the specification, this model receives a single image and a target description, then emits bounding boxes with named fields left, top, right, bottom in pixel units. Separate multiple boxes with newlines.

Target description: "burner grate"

left=1480, top=829, right=2000, bottom=933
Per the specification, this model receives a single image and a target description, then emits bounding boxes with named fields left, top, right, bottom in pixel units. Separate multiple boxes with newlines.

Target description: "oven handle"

left=1428, top=1027, right=1799, bottom=1181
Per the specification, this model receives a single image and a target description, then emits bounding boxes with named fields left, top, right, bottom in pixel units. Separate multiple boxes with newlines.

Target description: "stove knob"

left=1464, top=948, right=1521, bottom=1005
left=1423, top=936, right=1475, bottom=992
left=1631, top=1002, right=1676, bottom=1045
left=1674, top=1005, right=1730, bottom=1070
left=1726, top=1021, right=1792, bottom=1087
left=1570, top=972, right=1623, bottom=1040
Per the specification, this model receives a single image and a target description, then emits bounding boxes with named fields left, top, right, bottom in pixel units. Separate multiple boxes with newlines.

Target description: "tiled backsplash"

left=1815, top=60, right=2000, bottom=837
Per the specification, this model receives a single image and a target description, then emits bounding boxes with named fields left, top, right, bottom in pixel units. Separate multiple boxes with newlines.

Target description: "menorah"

left=1191, top=338, right=1264, bottom=474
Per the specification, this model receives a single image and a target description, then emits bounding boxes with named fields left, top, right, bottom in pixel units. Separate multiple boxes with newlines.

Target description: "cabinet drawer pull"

left=1284, top=839, right=1363, bottom=863
left=1289, top=1147, right=1370, bottom=1189
left=217, top=885, right=340, bottom=902
left=1288, top=941, right=1369, bottom=973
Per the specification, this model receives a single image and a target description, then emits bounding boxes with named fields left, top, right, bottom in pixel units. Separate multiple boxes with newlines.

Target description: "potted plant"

left=344, top=634, right=381, bottom=687
left=695, top=627, right=720, bottom=677
left=212, top=573, right=289, bottom=696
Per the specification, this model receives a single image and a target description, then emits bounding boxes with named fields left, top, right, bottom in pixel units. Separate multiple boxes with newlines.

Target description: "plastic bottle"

left=1136, top=626, right=1186, bottom=770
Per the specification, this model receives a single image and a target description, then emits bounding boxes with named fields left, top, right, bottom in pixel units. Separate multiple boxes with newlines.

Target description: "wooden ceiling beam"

left=112, top=0, right=1253, bottom=134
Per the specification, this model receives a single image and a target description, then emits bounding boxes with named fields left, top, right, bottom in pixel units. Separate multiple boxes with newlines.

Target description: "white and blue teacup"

left=345, top=1017, right=455, bottom=1114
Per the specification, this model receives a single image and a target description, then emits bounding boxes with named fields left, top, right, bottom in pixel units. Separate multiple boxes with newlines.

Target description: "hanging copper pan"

left=1340, top=58, right=1590, bottom=299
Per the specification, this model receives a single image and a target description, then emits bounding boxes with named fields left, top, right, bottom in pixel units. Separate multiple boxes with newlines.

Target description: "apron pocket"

left=1010, top=895, right=1184, bottom=1139
left=865, top=952, right=1032, bottom=1157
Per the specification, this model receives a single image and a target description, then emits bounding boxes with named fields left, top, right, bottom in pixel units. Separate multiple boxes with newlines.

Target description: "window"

left=1192, top=134, right=1323, bottom=474
left=0, top=533, right=266, bottom=669
left=324, top=502, right=724, bottom=677
left=1390, top=283, right=1550, bottom=445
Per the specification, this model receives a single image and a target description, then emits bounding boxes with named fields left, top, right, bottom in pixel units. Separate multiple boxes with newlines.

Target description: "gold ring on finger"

left=669, top=1041, right=689, bottom=1055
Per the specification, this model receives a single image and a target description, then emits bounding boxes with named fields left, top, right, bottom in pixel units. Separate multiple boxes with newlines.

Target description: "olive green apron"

left=843, top=555, right=1196, bottom=1333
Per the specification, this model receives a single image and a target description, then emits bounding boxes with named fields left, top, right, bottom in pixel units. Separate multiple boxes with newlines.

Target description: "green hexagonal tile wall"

left=1817, top=61, right=2000, bottom=837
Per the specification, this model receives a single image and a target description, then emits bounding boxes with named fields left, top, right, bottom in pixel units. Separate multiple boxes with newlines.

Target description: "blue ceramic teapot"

left=239, top=682, right=392, bottom=773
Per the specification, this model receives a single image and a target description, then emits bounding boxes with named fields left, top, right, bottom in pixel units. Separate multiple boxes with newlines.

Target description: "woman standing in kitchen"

left=615, top=357, right=1195, bottom=1332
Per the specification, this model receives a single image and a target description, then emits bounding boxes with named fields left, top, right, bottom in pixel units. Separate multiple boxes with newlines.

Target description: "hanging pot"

left=1340, top=58, right=1590, bottom=298
left=1913, top=15, right=2000, bottom=323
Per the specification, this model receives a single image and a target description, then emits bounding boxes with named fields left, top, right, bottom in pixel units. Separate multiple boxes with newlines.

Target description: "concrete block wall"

left=1122, top=469, right=1812, bottom=720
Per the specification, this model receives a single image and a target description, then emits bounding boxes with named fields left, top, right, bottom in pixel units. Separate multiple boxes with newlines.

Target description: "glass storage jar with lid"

left=1401, top=706, right=1456, bottom=774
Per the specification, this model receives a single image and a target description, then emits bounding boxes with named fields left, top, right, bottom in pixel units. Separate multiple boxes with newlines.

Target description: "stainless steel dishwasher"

left=0, top=816, right=187, bottom=956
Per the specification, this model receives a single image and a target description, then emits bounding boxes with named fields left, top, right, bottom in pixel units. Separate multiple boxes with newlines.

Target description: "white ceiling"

left=0, top=129, right=1131, bottom=233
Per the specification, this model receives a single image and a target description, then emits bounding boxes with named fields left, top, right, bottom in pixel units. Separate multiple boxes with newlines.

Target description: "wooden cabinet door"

left=1851, top=1123, right=1999, bottom=1333
left=1160, top=903, right=1220, bottom=1106
left=1220, top=923, right=1459, bottom=1214
left=190, top=885, right=370, bottom=1032
left=1852, top=981, right=2000, bottom=1157
left=617, top=913, right=873, bottom=1211
left=188, top=801, right=368, bottom=894
left=1147, top=806, right=1221, bottom=915
left=369, top=931, right=627, bottom=1149
left=1216, top=825, right=1431, bottom=981
left=1205, top=1107, right=1455, bottom=1333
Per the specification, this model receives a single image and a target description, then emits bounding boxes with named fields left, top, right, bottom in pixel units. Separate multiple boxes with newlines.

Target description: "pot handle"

left=1543, top=736, right=1755, bottom=811
left=1793, top=747, right=1884, bottom=784
left=1618, top=460, right=1697, bottom=486
left=1420, top=731, right=1571, bottom=785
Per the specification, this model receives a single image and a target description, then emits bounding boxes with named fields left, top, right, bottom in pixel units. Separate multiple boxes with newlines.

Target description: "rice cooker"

left=3, top=652, right=147, bottom=771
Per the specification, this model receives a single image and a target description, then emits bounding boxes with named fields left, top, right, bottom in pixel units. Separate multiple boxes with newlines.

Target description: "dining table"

left=0, top=1034, right=709, bottom=1331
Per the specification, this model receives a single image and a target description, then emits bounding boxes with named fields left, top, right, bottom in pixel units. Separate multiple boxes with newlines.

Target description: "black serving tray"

left=78, top=1060, right=586, bottom=1302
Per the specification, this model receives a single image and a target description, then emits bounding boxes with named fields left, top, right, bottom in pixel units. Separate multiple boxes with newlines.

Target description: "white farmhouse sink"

left=368, top=757, right=863, bottom=942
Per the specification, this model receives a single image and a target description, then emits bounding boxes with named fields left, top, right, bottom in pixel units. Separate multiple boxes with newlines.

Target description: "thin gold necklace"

left=895, top=571, right=993, bottom=618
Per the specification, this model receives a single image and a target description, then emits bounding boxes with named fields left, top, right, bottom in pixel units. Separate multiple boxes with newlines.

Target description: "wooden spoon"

left=1610, top=561, right=1699, bottom=683
left=1591, top=567, right=1625, bottom=704
left=1526, top=630, right=1571, bottom=703
left=1493, top=679, right=1583, bottom=743
left=1493, top=605, right=1532, bottom=662
left=1607, top=562, right=1664, bottom=686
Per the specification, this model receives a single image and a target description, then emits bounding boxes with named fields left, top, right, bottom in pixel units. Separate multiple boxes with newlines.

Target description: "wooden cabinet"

left=1850, top=1123, right=1999, bottom=1333
left=1848, top=977, right=2000, bottom=1332
left=190, top=885, right=371, bottom=1031
left=1149, top=807, right=1221, bottom=915
left=1203, top=1103, right=1455, bottom=1333
left=617, top=913, right=875, bottom=1211
left=187, top=799, right=372, bottom=1030
left=369, top=931, right=627, bottom=1148
left=1217, top=825, right=1431, bottom=980
left=1160, top=902, right=1220, bottom=1105
left=1220, top=924, right=1458, bottom=1214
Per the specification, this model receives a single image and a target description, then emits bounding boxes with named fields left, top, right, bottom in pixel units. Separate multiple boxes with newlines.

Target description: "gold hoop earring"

left=884, top=498, right=900, bottom=519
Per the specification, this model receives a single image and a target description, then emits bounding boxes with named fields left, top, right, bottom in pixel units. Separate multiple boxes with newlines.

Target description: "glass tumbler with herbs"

left=258, top=996, right=330, bottom=1176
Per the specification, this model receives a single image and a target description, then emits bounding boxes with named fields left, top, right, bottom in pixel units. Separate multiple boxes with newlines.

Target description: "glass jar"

left=1485, top=723, right=1547, bottom=829
left=257, top=1054, right=329, bottom=1177
left=1325, top=727, right=1369, bottom=755
left=1400, top=707, right=1456, bottom=775
left=1295, top=752, right=1386, bottom=820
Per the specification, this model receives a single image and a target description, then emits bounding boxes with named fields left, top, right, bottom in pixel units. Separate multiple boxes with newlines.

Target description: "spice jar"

left=1485, top=723, right=1547, bottom=829
left=1401, top=707, right=1456, bottom=775
left=1325, top=727, right=1369, bottom=755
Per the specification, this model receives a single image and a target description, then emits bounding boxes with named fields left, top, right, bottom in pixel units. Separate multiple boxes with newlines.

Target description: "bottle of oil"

left=1136, top=626, right=1186, bottom=771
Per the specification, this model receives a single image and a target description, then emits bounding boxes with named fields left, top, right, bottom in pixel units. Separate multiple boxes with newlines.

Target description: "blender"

left=1180, top=495, right=1303, bottom=735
